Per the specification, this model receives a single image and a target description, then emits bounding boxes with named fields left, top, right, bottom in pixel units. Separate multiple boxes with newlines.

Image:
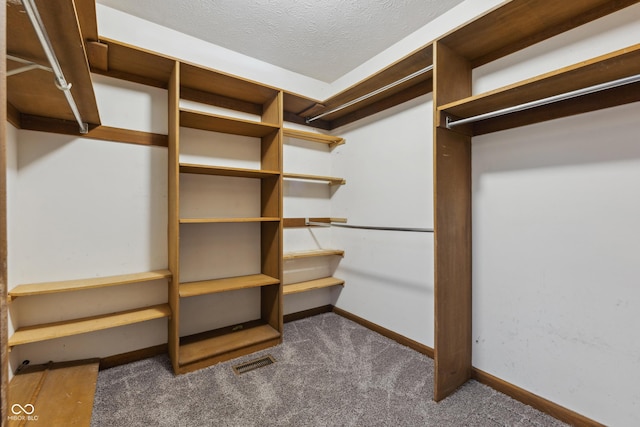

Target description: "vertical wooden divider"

left=432, top=41, right=473, bottom=401
left=261, top=92, right=284, bottom=336
left=167, top=61, right=180, bottom=372
left=1, top=0, right=8, bottom=422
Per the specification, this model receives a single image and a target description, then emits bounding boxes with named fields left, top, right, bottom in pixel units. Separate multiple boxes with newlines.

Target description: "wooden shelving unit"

left=283, top=277, right=345, bottom=296
left=9, top=304, right=171, bottom=347
left=431, top=0, right=640, bottom=403
left=168, top=60, right=283, bottom=374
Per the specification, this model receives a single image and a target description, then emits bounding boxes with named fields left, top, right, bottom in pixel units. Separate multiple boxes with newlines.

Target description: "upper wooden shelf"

left=179, top=217, right=280, bottom=224
left=283, top=249, right=344, bottom=260
left=283, top=173, right=346, bottom=185
left=180, top=109, right=279, bottom=137
left=9, top=304, right=171, bottom=347
left=179, top=163, right=280, bottom=179
left=438, top=0, right=639, bottom=68
left=438, top=44, right=640, bottom=135
left=283, top=128, right=345, bottom=148
left=283, top=277, right=345, bottom=295
left=8, top=270, right=171, bottom=300
left=179, top=274, right=279, bottom=298
left=7, top=0, right=100, bottom=130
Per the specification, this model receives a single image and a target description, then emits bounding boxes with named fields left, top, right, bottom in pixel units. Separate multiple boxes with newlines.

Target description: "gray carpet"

left=91, top=313, right=567, bottom=426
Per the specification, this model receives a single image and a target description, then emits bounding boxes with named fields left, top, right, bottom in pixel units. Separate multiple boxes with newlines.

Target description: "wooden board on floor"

left=8, top=359, right=99, bottom=426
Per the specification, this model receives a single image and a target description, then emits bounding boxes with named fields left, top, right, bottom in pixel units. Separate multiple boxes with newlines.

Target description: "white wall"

left=471, top=5, right=640, bottom=426
left=6, top=123, right=19, bottom=380
left=8, top=78, right=169, bottom=368
left=331, top=95, right=434, bottom=346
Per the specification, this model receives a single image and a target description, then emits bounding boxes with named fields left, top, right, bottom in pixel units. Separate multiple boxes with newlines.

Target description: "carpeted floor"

left=91, top=313, right=567, bottom=426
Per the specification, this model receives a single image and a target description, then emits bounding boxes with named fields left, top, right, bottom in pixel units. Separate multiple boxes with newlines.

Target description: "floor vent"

left=232, top=355, right=276, bottom=375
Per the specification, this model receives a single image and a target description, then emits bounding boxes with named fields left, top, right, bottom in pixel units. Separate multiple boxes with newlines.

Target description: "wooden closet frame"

left=2, top=0, right=639, bottom=422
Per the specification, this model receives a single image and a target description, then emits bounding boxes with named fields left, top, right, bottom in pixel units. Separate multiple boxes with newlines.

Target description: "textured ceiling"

left=96, top=0, right=464, bottom=82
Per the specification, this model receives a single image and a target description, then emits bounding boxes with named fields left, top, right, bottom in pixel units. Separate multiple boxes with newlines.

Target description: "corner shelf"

left=179, top=274, right=279, bottom=298
left=8, top=270, right=171, bottom=300
left=283, top=172, right=346, bottom=185
left=438, top=44, right=640, bottom=135
left=283, top=249, right=344, bottom=260
left=9, top=304, right=171, bottom=347
left=283, top=277, right=345, bottom=295
left=283, top=128, right=345, bottom=148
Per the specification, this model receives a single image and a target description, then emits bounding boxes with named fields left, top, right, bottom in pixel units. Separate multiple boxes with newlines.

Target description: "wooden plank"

left=438, top=44, right=640, bottom=134
left=9, top=304, right=171, bottom=347
left=8, top=359, right=99, bottom=427
left=283, top=249, right=344, bottom=260
left=180, top=109, right=279, bottom=137
left=283, top=172, right=346, bottom=185
left=7, top=102, right=20, bottom=129
left=282, top=217, right=346, bottom=228
left=179, top=163, right=279, bottom=179
left=1, top=0, right=8, bottom=420
left=179, top=217, right=280, bottom=224
left=179, top=274, right=279, bottom=298
left=438, top=0, right=639, bottom=67
left=283, top=277, right=345, bottom=295
left=433, top=41, right=473, bottom=402
left=9, top=270, right=172, bottom=299
left=168, top=61, right=181, bottom=373
left=179, top=323, right=280, bottom=367
left=7, top=0, right=100, bottom=125
left=180, top=62, right=280, bottom=106
left=181, top=86, right=263, bottom=116
left=74, top=0, right=99, bottom=41
left=283, top=128, right=345, bottom=147
left=85, top=125, right=169, bottom=147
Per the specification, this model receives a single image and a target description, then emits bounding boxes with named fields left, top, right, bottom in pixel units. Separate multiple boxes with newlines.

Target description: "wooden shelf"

left=284, top=249, right=344, bottom=260
left=283, top=217, right=347, bottom=228
left=9, top=270, right=172, bottom=300
left=179, top=217, right=280, bottom=224
left=283, top=128, right=345, bottom=147
left=180, top=109, right=279, bottom=137
left=179, top=163, right=279, bottom=179
left=438, top=0, right=638, bottom=67
left=283, top=277, right=345, bottom=295
left=283, top=172, right=346, bottom=185
left=7, top=0, right=101, bottom=130
left=180, top=274, right=279, bottom=297
left=438, top=44, right=640, bottom=135
left=8, top=304, right=171, bottom=347
left=179, top=323, right=281, bottom=367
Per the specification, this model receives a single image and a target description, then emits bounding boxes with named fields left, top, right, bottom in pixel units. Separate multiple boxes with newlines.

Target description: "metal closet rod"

left=305, top=218, right=433, bottom=233
left=306, top=65, right=434, bottom=123
left=446, top=73, right=640, bottom=129
left=21, top=0, right=89, bottom=134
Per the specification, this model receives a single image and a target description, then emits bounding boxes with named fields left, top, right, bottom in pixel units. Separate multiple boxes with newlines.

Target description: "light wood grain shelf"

left=179, top=323, right=281, bottom=367
left=283, top=249, right=344, bottom=260
left=438, top=44, right=640, bottom=135
left=283, top=128, right=345, bottom=147
left=179, top=163, right=280, bottom=178
left=283, top=277, right=345, bottom=295
left=180, top=274, right=279, bottom=298
left=283, top=172, right=346, bottom=185
left=283, top=217, right=348, bottom=228
left=8, top=304, right=172, bottom=347
left=179, top=217, right=280, bottom=224
left=180, top=108, right=279, bottom=137
left=9, top=269, right=172, bottom=300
